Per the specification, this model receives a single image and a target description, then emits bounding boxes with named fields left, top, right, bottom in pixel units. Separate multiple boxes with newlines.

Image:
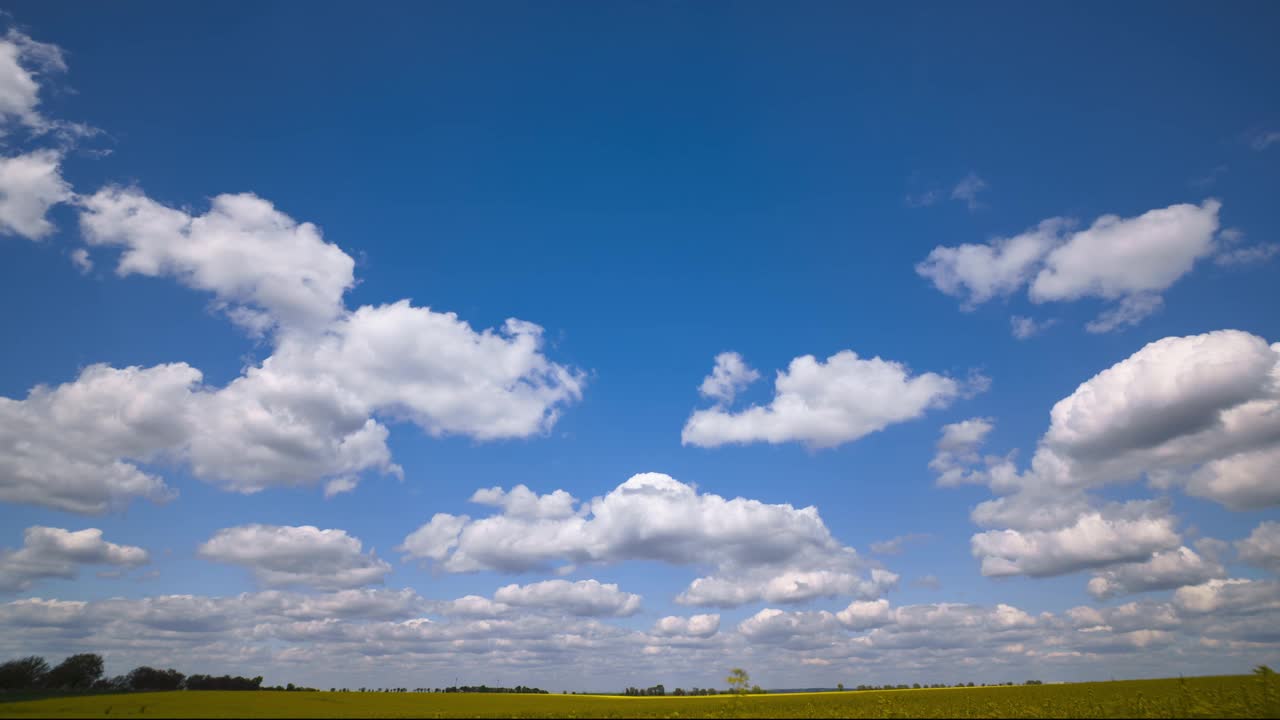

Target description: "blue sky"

left=1, top=1, right=1279, bottom=691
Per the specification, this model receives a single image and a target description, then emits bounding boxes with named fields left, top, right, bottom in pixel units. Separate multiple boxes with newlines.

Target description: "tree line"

left=0, top=654, right=316, bottom=693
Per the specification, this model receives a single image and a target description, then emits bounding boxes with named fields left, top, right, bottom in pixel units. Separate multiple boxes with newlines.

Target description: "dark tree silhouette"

left=0, top=656, right=49, bottom=689
left=127, top=666, right=185, bottom=691
left=44, top=654, right=104, bottom=690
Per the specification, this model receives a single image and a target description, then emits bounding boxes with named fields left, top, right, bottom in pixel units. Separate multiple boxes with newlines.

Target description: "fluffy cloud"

left=737, top=608, right=839, bottom=647
left=916, top=219, right=1065, bottom=307
left=919, top=201, right=1222, bottom=332
left=652, top=614, right=720, bottom=638
left=1236, top=522, right=1280, bottom=575
left=682, top=351, right=967, bottom=449
left=1173, top=578, right=1280, bottom=615
left=930, top=418, right=1014, bottom=488
left=0, top=29, right=65, bottom=131
left=493, top=580, right=641, bottom=618
left=961, top=331, right=1280, bottom=526
left=698, top=352, right=760, bottom=405
left=1086, top=546, right=1224, bottom=599
left=835, top=599, right=893, bottom=630
left=0, top=363, right=192, bottom=513
left=1032, top=330, right=1280, bottom=506
left=676, top=568, right=898, bottom=607
left=1028, top=201, right=1220, bottom=303
left=0, top=527, right=148, bottom=591
left=79, top=188, right=355, bottom=334
left=198, top=525, right=391, bottom=590
left=970, top=501, right=1180, bottom=578
left=0, top=150, right=72, bottom=240
left=2, top=187, right=585, bottom=511
left=400, top=473, right=888, bottom=608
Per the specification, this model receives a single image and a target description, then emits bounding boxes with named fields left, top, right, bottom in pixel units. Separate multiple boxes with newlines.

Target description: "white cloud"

left=198, top=525, right=391, bottom=590
left=0, top=363, right=191, bottom=514
left=737, top=607, right=839, bottom=647
left=1030, top=201, right=1220, bottom=303
left=676, top=567, right=898, bottom=607
left=493, top=579, right=641, bottom=618
left=69, top=247, right=91, bottom=273
left=1086, top=546, right=1224, bottom=599
left=469, top=485, right=579, bottom=520
left=323, top=476, right=359, bottom=499
left=970, top=501, right=1180, bottom=578
left=0, top=527, right=148, bottom=592
left=682, top=350, right=965, bottom=449
left=916, top=219, right=1066, bottom=307
left=652, top=614, right=720, bottom=638
left=1083, top=293, right=1163, bottom=334
left=0, top=150, right=72, bottom=240
left=836, top=598, right=893, bottom=630
left=951, top=173, right=988, bottom=210
left=697, top=352, right=760, bottom=405
left=400, top=473, right=887, bottom=608
left=1214, top=243, right=1280, bottom=267
left=1173, top=578, right=1280, bottom=615
left=1010, top=315, right=1055, bottom=340
left=0, top=29, right=65, bottom=132
left=1236, top=522, right=1280, bottom=575
left=966, top=331, right=1280, bottom=518
left=919, top=201, right=1222, bottom=332
left=79, top=188, right=356, bottom=334
left=929, top=417, right=1019, bottom=489
left=3, top=187, right=585, bottom=511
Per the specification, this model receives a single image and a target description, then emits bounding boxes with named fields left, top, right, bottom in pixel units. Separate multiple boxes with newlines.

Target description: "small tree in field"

left=726, top=668, right=750, bottom=695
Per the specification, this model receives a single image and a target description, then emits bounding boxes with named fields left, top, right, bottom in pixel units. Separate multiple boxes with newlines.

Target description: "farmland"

left=2, top=673, right=1278, bottom=718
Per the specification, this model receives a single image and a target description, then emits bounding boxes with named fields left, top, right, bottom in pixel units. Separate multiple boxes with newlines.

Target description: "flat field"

left=2, top=674, right=1277, bottom=718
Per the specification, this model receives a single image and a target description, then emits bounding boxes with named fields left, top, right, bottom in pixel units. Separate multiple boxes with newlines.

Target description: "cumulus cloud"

left=2, top=187, right=585, bottom=511
left=970, top=501, right=1181, bottom=578
left=919, top=201, right=1222, bottom=332
left=400, top=473, right=888, bottom=608
left=1028, top=201, right=1220, bottom=303
left=836, top=598, right=893, bottom=630
left=1236, top=522, right=1280, bottom=575
left=698, top=352, right=760, bottom=405
left=0, top=150, right=72, bottom=240
left=969, top=330, right=1280, bottom=519
left=652, top=614, right=720, bottom=638
left=0, top=527, right=148, bottom=592
left=0, top=363, right=191, bottom=513
left=1086, top=546, right=1224, bottom=599
left=198, top=525, right=391, bottom=590
left=1173, top=578, right=1280, bottom=615
left=493, top=580, right=641, bottom=618
left=676, top=567, right=898, bottom=607
left=916, top=219, right=1066, bottom=308
left=79, top=188, right=355, bottom=334
left=682, top=351, right=968, bottom=449
left=929, top=417, right=1016, bottom=488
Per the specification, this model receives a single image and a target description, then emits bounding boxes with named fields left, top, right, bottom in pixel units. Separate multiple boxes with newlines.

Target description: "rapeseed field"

left=2, top=672, right=1277, bottom=718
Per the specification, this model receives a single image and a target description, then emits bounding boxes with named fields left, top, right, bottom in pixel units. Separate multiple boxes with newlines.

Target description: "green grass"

left=2, top=674, right=1277, bottom=718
